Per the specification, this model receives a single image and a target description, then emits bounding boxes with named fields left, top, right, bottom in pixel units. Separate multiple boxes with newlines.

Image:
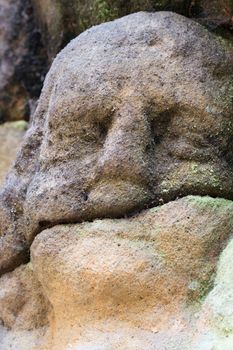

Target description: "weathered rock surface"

left=1, top=1, right=232, bottom=123
left=193, top=236, right=233, bottom=350
left=1, top=195, right=233, bottom=349
left=0, top=8, right=233, bottom=350
left=0, top=263, right=49, bottom=330
left=0, top=11, right=232, bottom=275
left=32, top=196, right=233, bottom=310
left=0, top=121, right=27, bottom=185
left=0, top=264, right=49, bottom=350
left=0, top=0, right=47, bottom=122
left=1, top=195, right=229, bottom=349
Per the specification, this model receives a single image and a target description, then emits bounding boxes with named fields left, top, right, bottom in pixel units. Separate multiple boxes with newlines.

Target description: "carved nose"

left=95, top=103, right=152, bottom=183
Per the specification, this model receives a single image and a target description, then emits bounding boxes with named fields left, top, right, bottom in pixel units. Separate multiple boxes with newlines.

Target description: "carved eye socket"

left=81, top=114, right=113, bottom=145
left=152, top=111, right=172, bottom=144
left=149, top=109, right=173, bottom=146
left=95, top=118, right=112, bottom=142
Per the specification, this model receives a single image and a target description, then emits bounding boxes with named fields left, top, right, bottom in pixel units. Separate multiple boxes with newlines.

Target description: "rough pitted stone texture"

left=0, top=328, right=48, bottom=350
left=0, top=11, right=233, bottom=275
left=1, top=1, right=231, bottom=123
left=27, top=196, right=233, bottom=350
left=193, top=237, right=233, bottom=350
left=1, top=196, right=233, bottom=349
left=0, top=121, right=28, bottom=276
left=0, top=263, right=50, bottom=350
left=0, top=264, right=49, bottom=330
left=0, top=121, right=27, bottom=185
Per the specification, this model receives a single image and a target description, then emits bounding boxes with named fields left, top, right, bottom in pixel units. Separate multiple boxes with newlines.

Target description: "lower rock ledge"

left=1, top=195, right=233, bottom=350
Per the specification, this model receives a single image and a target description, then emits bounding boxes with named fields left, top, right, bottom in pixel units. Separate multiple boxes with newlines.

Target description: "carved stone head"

left=0, top=12, right=233, bottom=273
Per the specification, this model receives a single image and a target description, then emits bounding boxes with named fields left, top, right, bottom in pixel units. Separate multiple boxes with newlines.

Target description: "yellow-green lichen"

left=10, top=120, right=28, bottom=131
left=187, top=195, right=233, bottom=211
left=187, top=274, right=216, bottom=304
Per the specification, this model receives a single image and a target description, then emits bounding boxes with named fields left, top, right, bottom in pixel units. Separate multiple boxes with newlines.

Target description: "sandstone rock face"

left=0, top=121, right=28, bottom=276
left=27, top=196, right=233, bottom=349
left=1, top=0, right=231, bottom=122
left=0, top=264, right=50, bottom=350
left=0, top=121, right=27, bottom=185
left=0, top=264, right=49, bottom=330
left=193, top=236, right=233, bottom=350
left=0, top=0, right=47, bottom=122
left=0, top=11, right=233, bottom=275
left=1, top=195, right=233, bottom=349
left=1, top=9, right=233, bottom=350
